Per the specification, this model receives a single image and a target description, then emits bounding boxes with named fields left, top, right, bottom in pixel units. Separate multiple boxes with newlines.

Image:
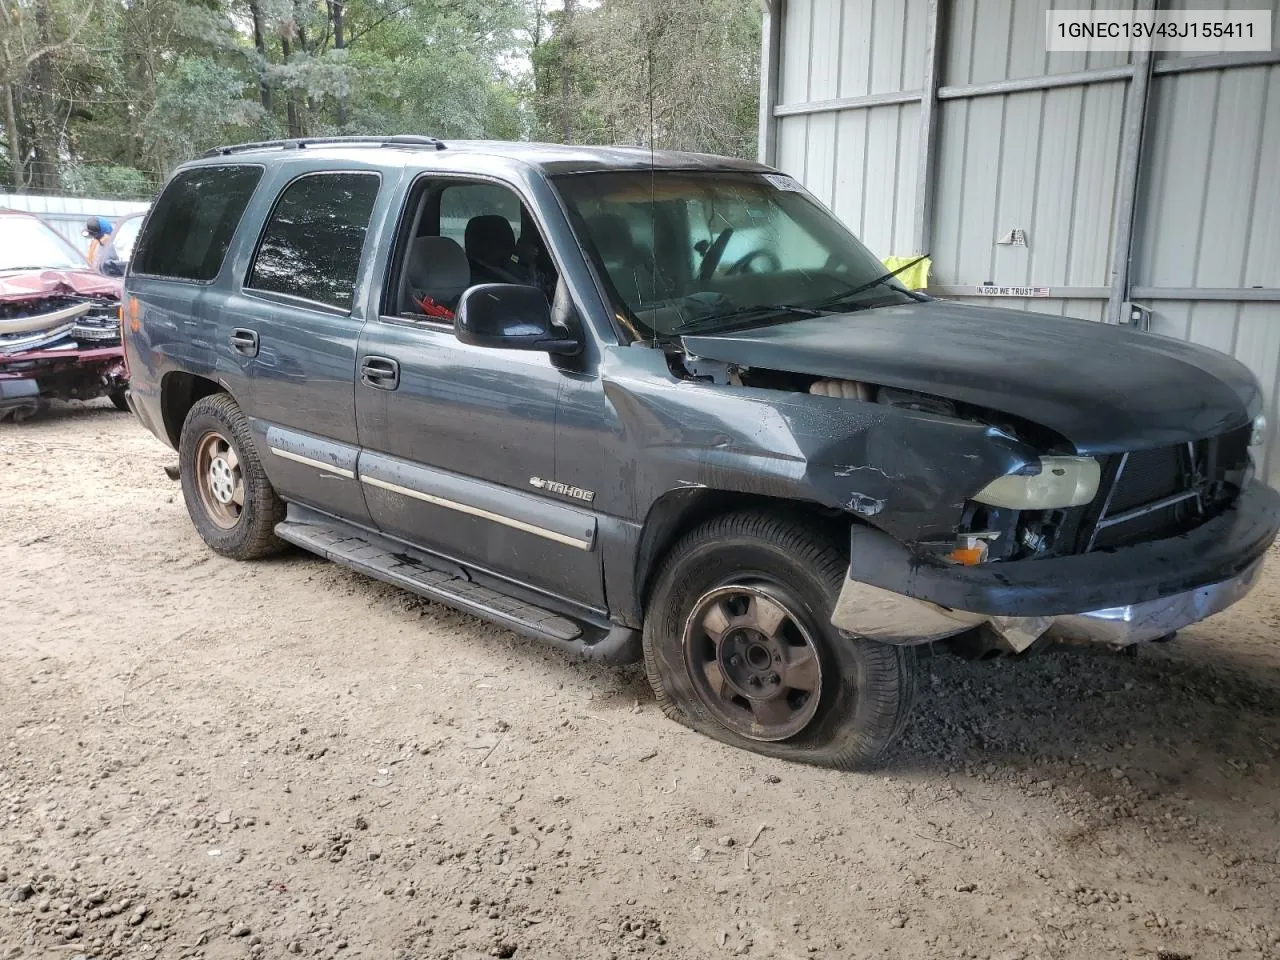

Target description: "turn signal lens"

left=973, top=456, right=1101, bottom=510
left=948, top=545, right=987, bottom=566
left=1251, top=415, right=1267, bottom=447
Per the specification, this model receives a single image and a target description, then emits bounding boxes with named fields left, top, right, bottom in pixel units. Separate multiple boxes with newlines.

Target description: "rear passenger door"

left=222, top=169, right=385, bottom=523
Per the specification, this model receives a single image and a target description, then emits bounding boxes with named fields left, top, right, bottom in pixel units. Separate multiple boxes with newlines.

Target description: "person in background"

left=82, top=216, right=115, bottom=273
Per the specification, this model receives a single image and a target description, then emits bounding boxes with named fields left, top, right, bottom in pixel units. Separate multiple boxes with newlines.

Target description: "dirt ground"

left=3, top=402, right=1280, bottom=960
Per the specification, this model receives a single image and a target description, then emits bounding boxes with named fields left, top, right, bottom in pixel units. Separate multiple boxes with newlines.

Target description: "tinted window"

left=248, top=172, right=380, bottom=310
left=132, top=165, right=263, bottom=281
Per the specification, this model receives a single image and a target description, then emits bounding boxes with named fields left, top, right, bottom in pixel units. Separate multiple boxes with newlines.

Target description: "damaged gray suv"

left=123, top=136, right=1279, bottom=768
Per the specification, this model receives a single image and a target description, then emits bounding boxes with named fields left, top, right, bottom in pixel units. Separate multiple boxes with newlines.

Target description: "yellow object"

left=881, top=255, right=931, bottom=291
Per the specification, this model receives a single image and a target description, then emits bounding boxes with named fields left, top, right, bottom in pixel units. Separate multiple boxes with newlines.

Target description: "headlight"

left=1251, top=414, right=1267, bottom=447
left=973, top=456, right=1101, bottom=510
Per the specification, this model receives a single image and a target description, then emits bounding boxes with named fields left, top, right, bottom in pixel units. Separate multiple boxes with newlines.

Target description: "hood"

left=0, top=268, right=122, bottom=303
left=681, top=300, right=1259, bottom=454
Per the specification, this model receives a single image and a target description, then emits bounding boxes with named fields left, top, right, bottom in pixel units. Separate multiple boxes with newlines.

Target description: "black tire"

left=178, top=393, right=285, bottom=560
left=642, top=510, right=916, bottom=770
left=108, top=387, right=129, bottom=412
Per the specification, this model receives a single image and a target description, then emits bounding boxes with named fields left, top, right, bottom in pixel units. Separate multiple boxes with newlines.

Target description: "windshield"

left=0, top=214, right=87, bottom=272
left=554, top=170, right=916, bottom=339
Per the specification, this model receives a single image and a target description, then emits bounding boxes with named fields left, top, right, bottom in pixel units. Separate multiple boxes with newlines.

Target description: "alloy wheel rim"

left=194, top=430, right=245, bottom=529
left=682, top=582, right=823, bottom=742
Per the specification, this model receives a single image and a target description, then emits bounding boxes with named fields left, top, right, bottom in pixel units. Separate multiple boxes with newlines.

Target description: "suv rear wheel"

left=178, top=393, right=285, bottom=560
left=642, top=510, right=916, bottom=769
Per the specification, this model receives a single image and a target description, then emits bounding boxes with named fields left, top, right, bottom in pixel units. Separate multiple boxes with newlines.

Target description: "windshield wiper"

left=808, top=255, right=930, bottom=311
left=669, top=303, right=824, bottom=337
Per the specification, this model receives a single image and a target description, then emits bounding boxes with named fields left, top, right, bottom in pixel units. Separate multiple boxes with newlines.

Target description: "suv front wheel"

left=178, top=393, right=285, bottom=560
left=642, top=510, right=916, bottom=769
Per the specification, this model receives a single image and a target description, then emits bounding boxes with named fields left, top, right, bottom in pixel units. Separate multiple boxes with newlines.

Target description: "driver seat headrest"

left=464, top=215, right=517, bottom=263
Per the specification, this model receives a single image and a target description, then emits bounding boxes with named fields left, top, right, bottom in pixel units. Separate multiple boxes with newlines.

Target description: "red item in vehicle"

left=413, top=295, right=454, bottom=320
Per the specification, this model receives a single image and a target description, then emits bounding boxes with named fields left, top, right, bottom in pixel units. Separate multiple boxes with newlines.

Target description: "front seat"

left=464, top=215, right=527, bottom=286
left=401, top=236, right=471, bottom=315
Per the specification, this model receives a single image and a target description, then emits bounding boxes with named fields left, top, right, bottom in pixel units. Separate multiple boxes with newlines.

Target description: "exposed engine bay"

left=667, top=346, right=1253, bottom=567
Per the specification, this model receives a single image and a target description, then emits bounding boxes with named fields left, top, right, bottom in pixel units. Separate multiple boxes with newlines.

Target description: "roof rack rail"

left=202, top=134, right=447, bottom=157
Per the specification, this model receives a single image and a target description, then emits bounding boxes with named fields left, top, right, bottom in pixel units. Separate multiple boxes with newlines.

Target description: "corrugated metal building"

left=757, top=0, right=1280, bottom=484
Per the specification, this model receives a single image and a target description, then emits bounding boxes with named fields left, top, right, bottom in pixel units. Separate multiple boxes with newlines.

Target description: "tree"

left=1, top=0, right=99, bottom=189
left=530, top=0, right=759, bottom=158
left=0, top=0, right=762, bottom=197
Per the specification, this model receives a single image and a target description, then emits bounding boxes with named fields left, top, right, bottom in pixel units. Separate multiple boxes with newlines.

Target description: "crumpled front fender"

left=597, top=353, right=1038, bottom=542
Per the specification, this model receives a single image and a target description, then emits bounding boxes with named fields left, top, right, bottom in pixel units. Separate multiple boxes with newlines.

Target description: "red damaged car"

left=0, top=208, right=127, bottom=421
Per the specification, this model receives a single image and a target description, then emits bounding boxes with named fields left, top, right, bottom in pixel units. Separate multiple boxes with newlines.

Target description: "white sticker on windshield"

left=762, top=173, right=803, bottom=192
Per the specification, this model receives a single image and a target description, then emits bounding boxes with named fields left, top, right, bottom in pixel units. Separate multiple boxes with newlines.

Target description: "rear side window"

left=247, top=172, right=381, bottom=311
left=132, top=165, right=263, bottom=282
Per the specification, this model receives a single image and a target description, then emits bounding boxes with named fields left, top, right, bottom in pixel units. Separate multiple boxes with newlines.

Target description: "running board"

left=277, top=518, right=644, bottom=662
left=275, top=518, right=583, bottom=644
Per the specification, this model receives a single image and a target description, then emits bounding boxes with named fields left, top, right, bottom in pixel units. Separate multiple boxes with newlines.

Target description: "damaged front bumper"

left=832, top=479, right=1280, bottom=648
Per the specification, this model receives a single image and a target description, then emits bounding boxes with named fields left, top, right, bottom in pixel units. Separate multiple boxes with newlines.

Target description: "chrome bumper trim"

left=1052, top=558, right=1264, bottom=644
left=832, top=558, right=1265, bottom=648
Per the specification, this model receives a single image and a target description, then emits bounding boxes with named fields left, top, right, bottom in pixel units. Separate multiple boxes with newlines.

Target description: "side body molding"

left=358, top=451, right=598, bottom=552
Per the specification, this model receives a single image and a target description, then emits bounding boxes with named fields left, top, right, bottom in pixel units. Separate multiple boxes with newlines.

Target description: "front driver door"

left=355, top=176, right=604, bottom=610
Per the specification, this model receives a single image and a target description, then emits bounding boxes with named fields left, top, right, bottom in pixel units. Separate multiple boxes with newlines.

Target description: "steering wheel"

left=726, top=249, right=782, bottom=276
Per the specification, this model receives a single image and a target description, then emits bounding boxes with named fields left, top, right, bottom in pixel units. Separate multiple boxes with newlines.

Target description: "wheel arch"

left=631, top=488, right=845, bottom=625
left=161, top=371, right=227, bottom=448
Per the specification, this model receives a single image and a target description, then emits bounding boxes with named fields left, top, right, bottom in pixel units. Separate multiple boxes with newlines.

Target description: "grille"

left=1108, top=446, right=1182, bottom=513
left=1070, top=430, right=1247, bottom=552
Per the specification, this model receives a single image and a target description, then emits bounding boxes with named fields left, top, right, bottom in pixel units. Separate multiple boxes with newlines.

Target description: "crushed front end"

left=832, top=424, right=1279, bottom=649
left=0, top=284, right=125, bottom=420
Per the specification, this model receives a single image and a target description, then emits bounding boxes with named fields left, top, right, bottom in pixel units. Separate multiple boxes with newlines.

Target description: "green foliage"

left=531, top=0, right=760, bottom=159
left=344, top=47, right=522, bottom=141
left=143, top=57, right=266, bottom=170
left=62, top=163, right=155, bottom=199
left=1, top=0, right=762, bottom=197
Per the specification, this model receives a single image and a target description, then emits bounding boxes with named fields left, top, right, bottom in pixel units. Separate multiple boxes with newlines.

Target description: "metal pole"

left=911, top=0, right=944, bottom=255
left=1106, top=6, right=1156, bottom=324
left=757, top=0, right=783, bottom=166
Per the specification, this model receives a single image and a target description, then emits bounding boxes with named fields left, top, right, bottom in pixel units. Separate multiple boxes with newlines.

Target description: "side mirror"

left=454, top=284, right=580, bottom=355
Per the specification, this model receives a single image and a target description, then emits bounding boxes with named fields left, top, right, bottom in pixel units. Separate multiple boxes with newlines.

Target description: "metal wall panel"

left=1135, top=64, right=1280, bottom=289
left=931, top=81, right=1125, bottom=288
left=944, top=0, right=1135, bottom=86
left=780, top=0, right=932, bottom=105
left=946, top=297, right=1109, bottom=323
left=1156, top=0, right=1279, bottom=59
left=822, top=104, right=921, bottom=255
